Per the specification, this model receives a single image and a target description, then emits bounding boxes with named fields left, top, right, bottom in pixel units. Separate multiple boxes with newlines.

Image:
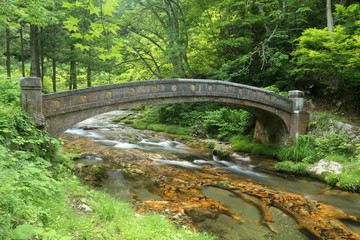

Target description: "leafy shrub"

left=0, top=107, right=61, bottom=162
left=142, top=103, right=254, bottom=139
left=262, top=85, right=288, bottom=98
left=315, top=134, right=353, bottom=158
left=202, top=107, right=252, bottom=139
left=0, top=78, right=21, bottom=105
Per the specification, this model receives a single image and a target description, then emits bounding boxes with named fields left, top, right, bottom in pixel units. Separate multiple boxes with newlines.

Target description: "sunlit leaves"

left=64, top=16, right=79, bottom=32
left=103, top=0, right=119, bottom=16
left=74, top=43, right=90, bottom=51
left=90, top=22, right=104, bottom=37
left=62, top=1, right=73, bottom=9
left=292, top=22, right=360, bottom=102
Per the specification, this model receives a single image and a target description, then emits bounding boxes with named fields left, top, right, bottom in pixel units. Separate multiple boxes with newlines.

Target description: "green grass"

left=147, top=123, right=190, bottom=135
left=275, top=161, right=309, bottom=175
left=132, top=120, right=191, bottom=136
left=229, top=135, right=279, bottom=158
left=277, top=135, right=316, bottom=162
left=323, top=153, right=349, bottom=164
left=132, top=120, right=147, bottom=130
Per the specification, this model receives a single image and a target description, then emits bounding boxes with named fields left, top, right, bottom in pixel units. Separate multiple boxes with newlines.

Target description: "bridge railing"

left=41, top=78, right=294, bottom=117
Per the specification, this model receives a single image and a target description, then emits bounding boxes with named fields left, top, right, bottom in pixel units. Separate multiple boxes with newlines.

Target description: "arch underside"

left=45, top=95, right=291, bottom=144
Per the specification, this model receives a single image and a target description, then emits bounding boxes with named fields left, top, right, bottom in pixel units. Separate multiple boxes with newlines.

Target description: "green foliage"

left=275, top=161, right=309, bottom=175
left=323, top=154, right=348, bottom=164
left=177, top=135, right=194, bottom=142
left=315, top=134, right=352, bottom=158
left=292, top=6, right=360, bottom=106
left=144, top=103, right=222, bottom=127
left=262, top=85, right=289, bottom=98
left=132, top=120, right=148, bottom=130
left=251, top=144, right=280, bottom=159
left=202, top=107, right=252, bottom=139
left=143, top=103, right=253, bottom=139
left=0, top=78, right=21, bottom=105
left=206, top=142, right=216, bottom=149
left=277, top=135, right=316, bottom=162
left=111, top=114, right=131, bottom=123
left=147, top=124, right=190, bottom=135
left=0, top=106, right=61, bottom=162
left=123, top=120, right=134, bottom=125
left=229, top=135, right=279, bottom=158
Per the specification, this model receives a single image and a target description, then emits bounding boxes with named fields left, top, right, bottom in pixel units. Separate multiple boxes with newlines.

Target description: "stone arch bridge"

left=20, top=77, right=308, bottom=145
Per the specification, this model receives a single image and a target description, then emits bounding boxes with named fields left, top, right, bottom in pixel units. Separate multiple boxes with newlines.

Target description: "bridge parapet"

left=20, top=77, right=308, bottom=145
left=42, top=79, right=293, bottom=117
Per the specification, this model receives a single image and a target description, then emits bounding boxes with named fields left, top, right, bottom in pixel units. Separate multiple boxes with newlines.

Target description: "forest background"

left=1, top=0, right=360, bottom=111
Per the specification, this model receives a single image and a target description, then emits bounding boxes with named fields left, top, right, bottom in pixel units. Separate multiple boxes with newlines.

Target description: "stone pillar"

left=20, top=77, right=45, bottom=127
left=289, top=90, right=309, bottom=143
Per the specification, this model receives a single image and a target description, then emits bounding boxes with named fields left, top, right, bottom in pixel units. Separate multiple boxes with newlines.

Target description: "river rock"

left=213, top=144, right=231, bottom=161
left=308, top=159, right=343, bottom=177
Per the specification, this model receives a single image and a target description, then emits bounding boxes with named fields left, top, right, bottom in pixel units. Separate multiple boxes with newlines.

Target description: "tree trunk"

left=40, top=27, right=45, bottom=86
left=70, top=44, right=77, bottom=90
left=20, top=24, right=25, bottom=77
left=326, top=0, right=334, bottom=31
left=30, top=24, right=41, bottom=77
left=52, top=58, right=57, bottom=93
left=6, top=28, right=11, bottom=78
left=87, top=49, right=92, bottom=87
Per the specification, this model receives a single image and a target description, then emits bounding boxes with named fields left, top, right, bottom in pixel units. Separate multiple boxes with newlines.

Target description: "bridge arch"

left=20, top=77, right=309, bottom=145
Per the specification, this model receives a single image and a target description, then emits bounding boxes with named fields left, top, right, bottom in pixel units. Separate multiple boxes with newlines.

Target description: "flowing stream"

left=62, top=111, right=360, bottom=239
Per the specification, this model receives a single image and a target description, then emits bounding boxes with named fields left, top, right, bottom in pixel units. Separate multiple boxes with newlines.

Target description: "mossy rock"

left=213, top=144, right=231, bottom=160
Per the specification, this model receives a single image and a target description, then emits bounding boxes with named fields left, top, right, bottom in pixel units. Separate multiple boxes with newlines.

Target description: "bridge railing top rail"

left=42, top=78, right=292, bottom=103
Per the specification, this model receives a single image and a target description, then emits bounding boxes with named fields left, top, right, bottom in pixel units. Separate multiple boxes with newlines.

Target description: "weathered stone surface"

left=309, top=159, right=343, bottom=176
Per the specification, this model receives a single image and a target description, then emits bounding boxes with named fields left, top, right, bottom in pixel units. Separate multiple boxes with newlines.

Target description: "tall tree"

left=30, top=24, right=41, bottom=77
left=327, top=0, right=334, bottom=31
left=6, top=28, right=11, bottom=78
left=19, top=23, right=25, bottom=77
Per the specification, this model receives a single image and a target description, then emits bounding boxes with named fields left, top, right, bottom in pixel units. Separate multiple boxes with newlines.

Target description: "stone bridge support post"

left=20, top=77, right=45, bottom=127
left=288, top=90, right=309, bottom=143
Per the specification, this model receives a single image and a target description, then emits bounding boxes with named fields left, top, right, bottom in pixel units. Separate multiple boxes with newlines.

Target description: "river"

left=61, top=110, right=360, bottom=240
